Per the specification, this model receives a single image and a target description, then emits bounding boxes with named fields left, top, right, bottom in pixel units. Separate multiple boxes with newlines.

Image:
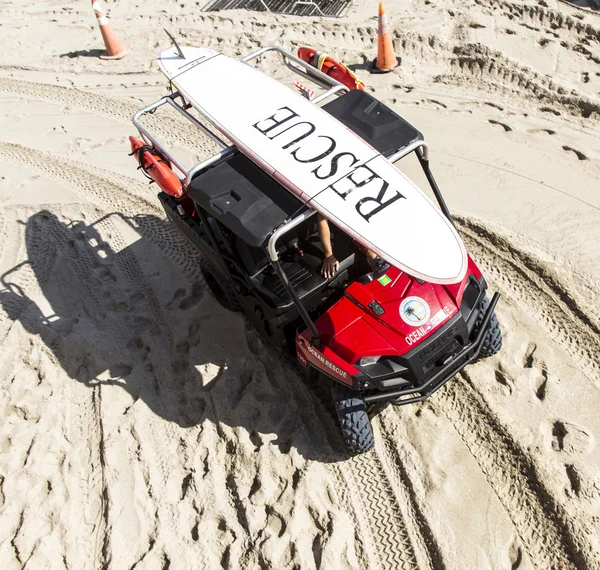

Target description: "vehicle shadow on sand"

left=0, top=210, right=348, bottom=462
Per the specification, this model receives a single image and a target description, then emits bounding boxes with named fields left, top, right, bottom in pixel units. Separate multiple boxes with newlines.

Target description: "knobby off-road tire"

left=331, top=382, right=375, bottom=455
left=200, top=257, right=241, bottom=312
left=476, top=294, right=502, bottom=358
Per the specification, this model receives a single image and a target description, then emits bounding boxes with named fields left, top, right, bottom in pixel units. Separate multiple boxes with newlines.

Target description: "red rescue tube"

left=129, top=136, right=184, bottom=198
left=297, top=47, right=365, bottom=92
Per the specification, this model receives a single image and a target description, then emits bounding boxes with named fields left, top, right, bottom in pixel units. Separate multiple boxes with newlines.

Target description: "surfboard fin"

left=164, top=28, right=185, bottom=59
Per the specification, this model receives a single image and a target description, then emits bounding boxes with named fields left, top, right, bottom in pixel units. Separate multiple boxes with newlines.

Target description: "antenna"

left=164, top=29, right=185, bottom=59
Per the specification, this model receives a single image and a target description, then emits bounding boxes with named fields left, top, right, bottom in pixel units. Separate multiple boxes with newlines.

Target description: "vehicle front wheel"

left=200, top=257, right=240, bottom=312
left=331, top=382, right=374, bottom=455
left=476, top=294, right=502, bottom=358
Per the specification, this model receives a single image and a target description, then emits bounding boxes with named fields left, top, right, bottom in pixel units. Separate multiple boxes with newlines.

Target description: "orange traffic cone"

left=371, top=2, right=399, bottom=73
left=92, top=0, right=131, bottom=60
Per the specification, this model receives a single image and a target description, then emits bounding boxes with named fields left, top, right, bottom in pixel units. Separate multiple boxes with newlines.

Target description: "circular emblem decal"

left=399, top=296, right=431, bottom=327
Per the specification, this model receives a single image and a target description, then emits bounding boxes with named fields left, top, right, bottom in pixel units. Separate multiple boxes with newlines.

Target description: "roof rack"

left=131, top=45, right=440, bottom=263
left=132, top=45, right=350, bottom=186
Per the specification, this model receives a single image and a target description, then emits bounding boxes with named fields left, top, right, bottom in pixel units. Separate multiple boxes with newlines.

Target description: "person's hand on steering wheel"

left=322, top=255, right=339, bottom=279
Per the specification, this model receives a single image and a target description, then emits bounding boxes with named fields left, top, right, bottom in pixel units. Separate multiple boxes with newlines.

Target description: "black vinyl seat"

left=255, top=223, right=362, bottom=311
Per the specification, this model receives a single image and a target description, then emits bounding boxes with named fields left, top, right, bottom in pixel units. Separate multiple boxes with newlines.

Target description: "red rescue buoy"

left=297, top=47, right=365, bottom=92
left=129, top=136, right=183, bottom=198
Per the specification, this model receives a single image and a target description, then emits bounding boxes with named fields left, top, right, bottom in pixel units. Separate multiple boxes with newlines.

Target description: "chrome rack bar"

left=132, top=93, right=234, bottom=180
left=132, top=97, right=188, bottom=176
left=132, top=47, right=351, bottom=187
left=388, top=140, right=429, bottom=163
left=164, top=96, right=229, bottom=149
left=132, top=47, right=350, bottom=186
left=267, top=209, right=317, bottom=262
left=240, top=45, right=349, bottom=105
left=267, top=209, right=321, bottom=346
left=312, top=84, right=348, bottom=104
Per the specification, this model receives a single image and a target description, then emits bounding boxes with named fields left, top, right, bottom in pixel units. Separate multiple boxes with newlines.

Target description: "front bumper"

left=362, top=292, right=500, bottom=406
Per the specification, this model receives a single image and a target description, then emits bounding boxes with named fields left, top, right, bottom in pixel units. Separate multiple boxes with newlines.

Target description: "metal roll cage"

left=132, top=45, right=453, bottom=346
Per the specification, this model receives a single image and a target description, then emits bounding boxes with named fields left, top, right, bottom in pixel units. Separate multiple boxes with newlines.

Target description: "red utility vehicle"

left=130, top=44, right=501, bottom=454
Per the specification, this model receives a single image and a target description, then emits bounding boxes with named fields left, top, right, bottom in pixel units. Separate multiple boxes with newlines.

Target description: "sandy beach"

left=0, top=0, right=599, bottom=568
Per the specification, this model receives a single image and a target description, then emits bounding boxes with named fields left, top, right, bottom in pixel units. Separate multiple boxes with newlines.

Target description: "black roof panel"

left=322, top=90, right=423, bottom=157
left=187, top=152, right=301, bottom=248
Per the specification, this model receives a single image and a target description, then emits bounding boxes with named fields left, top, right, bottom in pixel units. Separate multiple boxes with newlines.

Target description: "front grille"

left=421, top=337, right=462, bottom=373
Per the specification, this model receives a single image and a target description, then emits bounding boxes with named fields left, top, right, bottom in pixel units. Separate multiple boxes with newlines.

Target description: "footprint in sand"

left=562, top=145, right=588, bottom=161
left=507, top=537, right=523, bottom=570
left=265, top=508, right=286, bottom=538
left=488, top=119, right=513, bottom=132
left=540, top=106, right=561, bottom=116
left=126, top=336, right=150, bottom=358
left=494, top=364, right=514, bottom=395
left=424, top=99, right=448, bottom=109
left=549, top=420, right=594, bottom=455
left=179, top=283, right=204, bottom=310
left=534, top=369, right=548, bottom=401
left=518, top=342, right=551, bottom=401
left=521, top=342, right=537, bottom=369
left=527, top=128, right=556, bottom=135
left=538, top=37, right=552, bottom=47
left=166, top=287, right=186, bottom=310
left=564, top=463, right=600, bottom=504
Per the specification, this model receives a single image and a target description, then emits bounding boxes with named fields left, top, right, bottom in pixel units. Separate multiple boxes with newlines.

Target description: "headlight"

left=358, top=356, right=381, bottom=366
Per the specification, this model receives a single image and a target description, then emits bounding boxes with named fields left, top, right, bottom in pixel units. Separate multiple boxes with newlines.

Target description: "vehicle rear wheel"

left=200, top=257, right=241, bottom=312
left=331, top=382, right=374, bottom=455
left=476, top=294, right=502, bottom=358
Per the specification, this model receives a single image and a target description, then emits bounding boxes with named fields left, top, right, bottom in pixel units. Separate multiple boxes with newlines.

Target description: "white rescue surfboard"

left=158, top=46, right=468, bottom=285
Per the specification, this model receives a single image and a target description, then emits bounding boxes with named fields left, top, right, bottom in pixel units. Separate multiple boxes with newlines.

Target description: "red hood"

left=316, top=258, right=479, bottom=363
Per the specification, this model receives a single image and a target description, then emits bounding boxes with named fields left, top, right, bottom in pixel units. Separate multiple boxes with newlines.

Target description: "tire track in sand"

left=370, top=213, right=600, bottom=569
left=0, top=78, right=219, bottom=154
left=435, top=43, right=600, bottom=119
left=456, top=217, right=600, bottom=384
left=0, top=141, right=203, bottom=283
left=475, top=0, right=600, bottom=43
left=247, top=340, right=427, bottom=570
left=0, top=210, right=112, bottom=568
left=400, top=217, right=600, bottom=569
left=0, top=142, right=207, bottom=563
left=246, top=334, right=425, bottom=569
left=338, top=453, right=422, bottom=570
left=3, top=26, right=597, bottom=125
left=374, top=418, right=446, bottom=570
left=431, top=374, right=599, bottom=570
left=2, top=204, right=200, bottom=567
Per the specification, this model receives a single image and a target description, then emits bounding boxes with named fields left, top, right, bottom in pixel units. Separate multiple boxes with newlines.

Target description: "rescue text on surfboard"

left=253, top=106, right=406, bottom=222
